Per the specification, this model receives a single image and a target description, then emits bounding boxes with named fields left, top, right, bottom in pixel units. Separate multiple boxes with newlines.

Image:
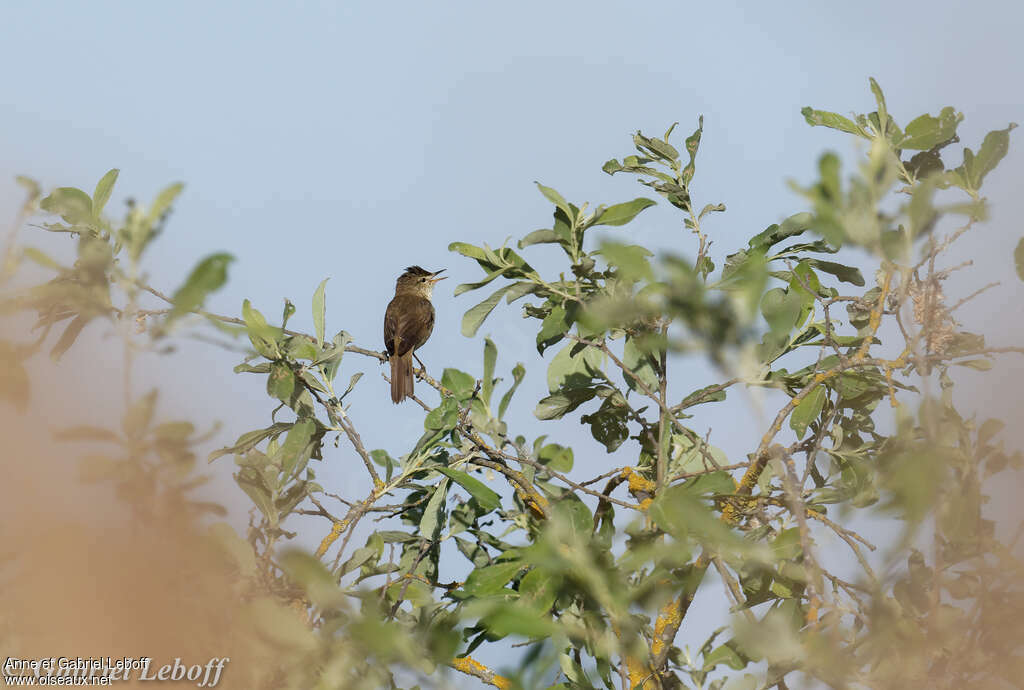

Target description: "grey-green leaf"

left=967, top=123, right=1017, bottom=190
left=40, top=187, right=93, bottom=225
left=498, top=363, right=525, bottom=420
left=167, top=253, right=234, bottom=327
left=534, top=387, right=600, bottom=420
left=805, top=259, right=864, bottom=286
left=790, top=386, right=827, bottom=439
left=536, top=182, right=571, bottom=218
left=437, top=467, right=501, bottom=512
left=418, top=478, right=449, bottom=542
left=800, top=107, right=863, bottom=137
left=593, top=198, right=656, bottom=227
left=461, top=284, right=514, bottom=337
left=92, top=168, right=119, bottom=218
left=898, top=107, right=962, bottom=151
left=312, top=277, right=329, bottom=347
left=519, top=229, right=562, bottom=248
left=482, top=338, right=497, bottom=406
left=148, top=182, right=184, bottom=224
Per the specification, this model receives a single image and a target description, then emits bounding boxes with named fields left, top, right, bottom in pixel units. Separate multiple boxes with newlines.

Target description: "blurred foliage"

left=2, top=80, right=1023, bottom=689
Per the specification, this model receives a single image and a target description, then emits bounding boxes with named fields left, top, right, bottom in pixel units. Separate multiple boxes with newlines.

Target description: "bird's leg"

left=413, top=352, right=427, bottom=379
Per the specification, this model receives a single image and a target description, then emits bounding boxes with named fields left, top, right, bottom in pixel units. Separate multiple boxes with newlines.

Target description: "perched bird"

left=384, top=266, right=446, bottom=403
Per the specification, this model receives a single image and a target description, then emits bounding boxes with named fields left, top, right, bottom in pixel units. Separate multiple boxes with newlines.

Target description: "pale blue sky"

left=3, top=0, right=1022, bottom=681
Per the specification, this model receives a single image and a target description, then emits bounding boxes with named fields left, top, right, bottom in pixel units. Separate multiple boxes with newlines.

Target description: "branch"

left=450, top=656, right=512, bottom=689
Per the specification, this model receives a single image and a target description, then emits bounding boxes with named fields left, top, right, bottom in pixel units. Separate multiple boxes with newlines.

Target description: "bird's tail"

left=390, top=352, right=414, bottom=404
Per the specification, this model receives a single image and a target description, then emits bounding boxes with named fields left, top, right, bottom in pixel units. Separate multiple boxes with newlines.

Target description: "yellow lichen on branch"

left=315, top=520, right=345, bottom=559
left=451, top=656, right=511, bottom=689
left=623, top=466, right=656, bottom=495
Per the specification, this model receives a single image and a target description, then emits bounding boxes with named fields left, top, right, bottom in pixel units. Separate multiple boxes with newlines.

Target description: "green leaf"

left=703, top=640, right=751, bottom=672
left=279, top=550, right=345, bottom=608
left=519, top=568, right=559, bottom=614
left=437, top=467, right=501, bottom=512
left=623, top=335, right=659, bottom=393
left=966, top=123, right=1016, bottom=190
left=340, top=371, right=362, bottom=400
left=1015, top=237, right=1024, bottom=282
left=546, top=342, right=604, bottom=393
left=535, top=182, right=571, bottom=218
left=242, top=299, right=281, bottom=358
left=635, top=132, right=679, bottom=161
left=504, top=281, right=540, bottom=304
left=208, top=422, right=291, bottom=462
left=537, top=442, right=574, bottom=472
left=483, top=604, right=556, bottom=638
left=40, top=187, right=93, bottom=225
left=536, top=304, right=573, bottom=354
left=321, top=330, right=353, bottom=383
left=790, top=386, right=827, bottom=439
left=682, top=116, right=704, bottom=185
left=592, top=198, right=656, bottom=227
left=442, top=368, right=476, bottom=400
left=275, top=417, right=321, bottom=476
left=601, top=159, right=623, bottom=174
left=869, top=77, right=889, bottom=134
left=649, top=483, right=749, bottom=554
left=456, top=267, right=513, bottom=298
left=370, top=449, right=394, bottom=469
left=462, top=561, right=523, bottom=596
left=668, top=436, right=730, bottom=477
left=498, top=363, right=525, bottom=420
left=898, top=106, right=962, bottom=151
left=419, top=478, right=449, bottom=542
left=267, top=361, right=297, bottom=404
left=582, top=396, right=629, bottom=452
left=482, top=338, right=497, bottom=406
left=448, top=241, right=492, bottom=265
left=534, top=386, right=600, bottom=420
left=148, top=181, right=184, bottom=224
left=519, top=229, right=561, bottom=248
left=312, top=278, right=328, bottom=347
left=970, top=122, right=1011, bottom=188
left=424, top=396, right=460, bottom=432
left=92, top=168, right=119, bottom=218
left=761, top=288, right=801, bottom=335
left=805, top=259, right=864, bottom=286
left=677, top=384, right=727, bottom=409
left=166, top=253, right=234, bottom=326
left=281, top=300, right=296, bottom=329
left=600, top=242, right=654, bottom=282
left=751, top=212, right=814, bottom=250
left=338, top=544, right=380, bottom=577
left=800, top=107, right=863, bottom=136
left=461, top=284, right=514, bottom=337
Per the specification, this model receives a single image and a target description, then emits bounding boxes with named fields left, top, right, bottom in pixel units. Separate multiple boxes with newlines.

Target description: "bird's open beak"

left=429, top=269, right=447, bottom=283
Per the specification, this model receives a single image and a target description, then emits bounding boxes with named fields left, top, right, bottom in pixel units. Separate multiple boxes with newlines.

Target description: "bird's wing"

left=384, top=294, right=435, bottom=357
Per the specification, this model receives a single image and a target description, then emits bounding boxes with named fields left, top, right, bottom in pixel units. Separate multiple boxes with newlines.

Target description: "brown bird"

left=384, top=266, right=446, bottom=403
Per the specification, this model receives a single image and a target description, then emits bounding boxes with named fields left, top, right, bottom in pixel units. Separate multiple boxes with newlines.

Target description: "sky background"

left=2, top=1, right=1022, bottom=684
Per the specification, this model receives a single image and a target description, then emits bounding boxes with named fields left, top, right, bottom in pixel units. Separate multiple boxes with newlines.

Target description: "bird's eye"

left=420, top=278, right=425, bottom=282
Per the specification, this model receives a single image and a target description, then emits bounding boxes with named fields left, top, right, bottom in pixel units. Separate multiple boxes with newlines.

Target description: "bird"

left=384, top=266, right=446, bottom=403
